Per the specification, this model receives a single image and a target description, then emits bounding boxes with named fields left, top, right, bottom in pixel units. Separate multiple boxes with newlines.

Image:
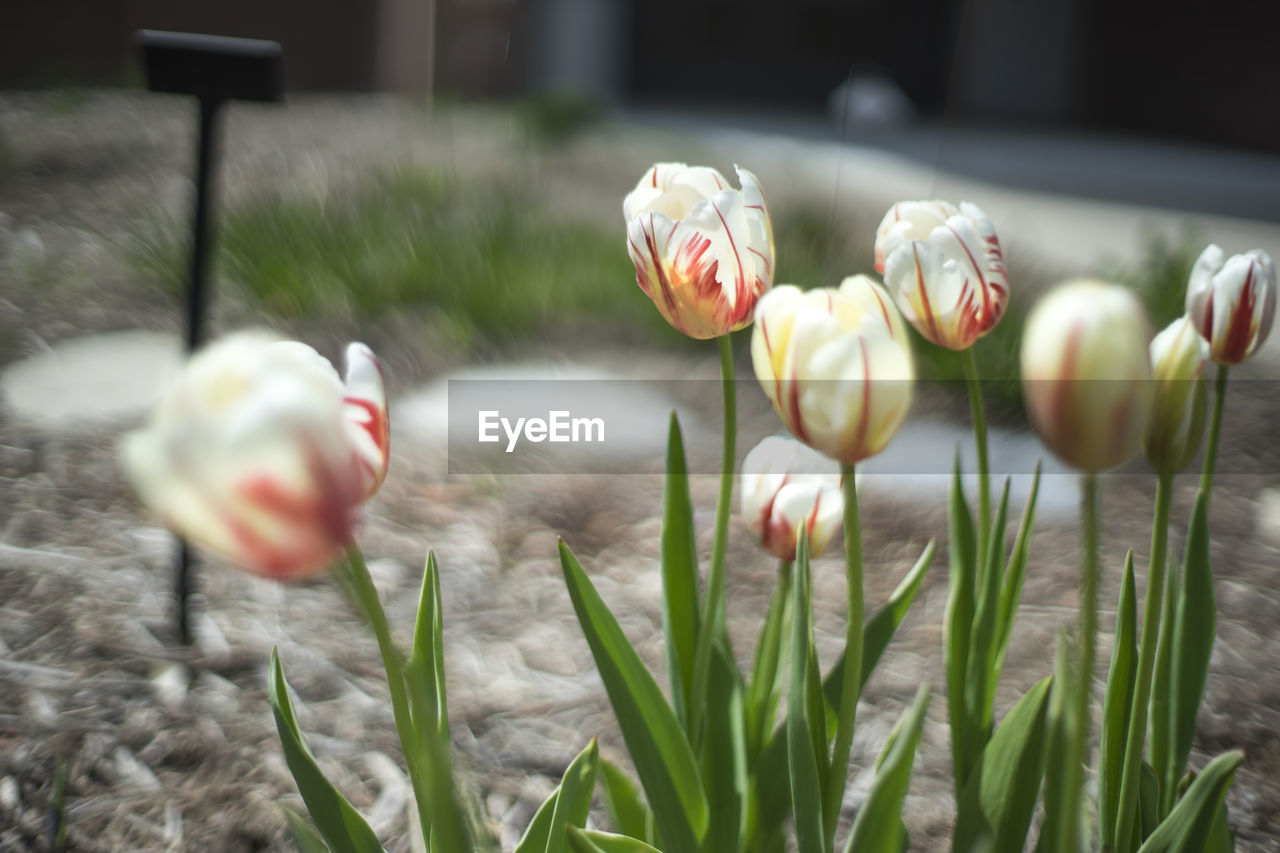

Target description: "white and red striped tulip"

left=740, top=435, right=844, bottom=561
left=1021, top=280, right=1153, bottom=472
left=624, top=162, right=774, bottom=339
left=1144, top=316, right=1209, bottom=474
left=751, top=275, right=914, bottom=465
left=122, top=333, right=390, bottom=581
left=1184, top=243, right=1276, bottom=365
left=875, top=199, right=1009, bottom=350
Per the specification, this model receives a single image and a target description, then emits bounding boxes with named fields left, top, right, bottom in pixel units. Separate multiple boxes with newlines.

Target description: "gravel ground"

left=1, top=91, right=1278, bottom=851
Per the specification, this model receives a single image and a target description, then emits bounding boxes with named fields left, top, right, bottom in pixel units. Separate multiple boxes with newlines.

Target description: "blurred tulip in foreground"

left=741, top=435, right=843, bottom=560
left=1184, top=243, right=1276, bottom=365
left=1021, top=280, right=1153, bottom=472
left=751, top=275, right=913, bottom=464
left=623, top=162, right=774, bottom=338
left=122, top=333, right=390, bottom=580
left=1144, top=316, right=1209, bottom=474
left=875, top=199, right=1009, bottom=350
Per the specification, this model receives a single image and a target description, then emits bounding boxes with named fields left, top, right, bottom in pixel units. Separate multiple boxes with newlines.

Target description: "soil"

left=1, top=91, right=1278, bottom=851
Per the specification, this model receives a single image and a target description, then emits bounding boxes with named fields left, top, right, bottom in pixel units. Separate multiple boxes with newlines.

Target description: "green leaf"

left=843, top=683, right=931, bottom=853
left=945, top=450, right=978, bottom=793
left=1137, top=751, right=1243, bottom=853
left=953, top=676, right=1053, bottom=853
left=662, top=413, right=702, bottom=730
left=701, top=642, right=747, bottom=853
left=966, top=478, right=1011, bottom=740
left=406, top=552, right=472, bottom=853
left=1206, top=799, right=1233, bottom=853
left=991, top=461, right=1041, bottom=702
left=559, top=541, right=707, bottom=853
left=284, top=808, right=332, bottom=853
left=787, top=532, right=826, bottom=853
left=268, top=648, right=386, bottom=853
left=1137, top=760, right=1161, bottom=846
left=514, top=782, right=561, bottom=853
left=1169, top=492, right=1215, bottom=792
left=747, top=727, right=791, bottom=849
left=567, top=826, right=663, bottom=853
left=1150, top=545, right=1180, bottom=818
left=747, top=562, right=792, bottom=760
left=822, top=540, right=937, bottom=713
left=598, top=759, right=654, bottom=845
left=1100, top=551, right=1139, bottom=849
left=544, top=740, right=600, bottom=853
left=409, top=552, right=447, bottom=738
left=751, top=539, right=936, bottom=849
left=1035, top=631, right=1074, bottom=853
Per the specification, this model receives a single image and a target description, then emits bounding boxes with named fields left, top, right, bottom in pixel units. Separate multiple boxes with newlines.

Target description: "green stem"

left=340, top=545, right=442, bottom=849
left=961, top=348, right=992, bottom=576
left=689, top=334, right=738, bottom=747
left=1062, top=472, right=1100, bottom=853
left=1113, top=472, right=1173, bottom=851
left=1198, top=364, right=1229, bottom=497
left=825, top=463, right=863, bottom=847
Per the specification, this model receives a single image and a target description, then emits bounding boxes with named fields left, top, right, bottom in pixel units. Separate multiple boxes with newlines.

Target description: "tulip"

left=1185, top=243, right=1276, bottom=365
left=623, top=162, right=774, bottom=339
left=751, top=275, right=914, bottom=464
left=1143, top=316, right=1209, bottom=474
left=740, top=435, right=844, bottom=561
left=875, top=200, right=1009, bottom=350
left=1021, top=279, right=1153, bottom=472
left=122, top=333, right=390, bottom=580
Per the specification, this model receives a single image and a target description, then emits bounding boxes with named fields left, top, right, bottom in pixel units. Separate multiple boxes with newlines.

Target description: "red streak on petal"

left=947, top=223, right=992, bottom=326
left=748, top=246, right=773, bottom=274
left=788, top=365, right=809, bottom=444
left=867, top=282, right=893, bottom=329
left=643, top=215, right=679, bottom=315
left=758, top=473, right=791, bottom=557
left=711, top=200, right=747, bottom=302
left=805, top=489, right=822, bottom=540
left=912, top=243, right=943, bottom=344
left=1048, top=321, right=1084, bottom=450
left=345, top=396, right=390, bottom=489
left=1221, top=262, right=1258, bottom=362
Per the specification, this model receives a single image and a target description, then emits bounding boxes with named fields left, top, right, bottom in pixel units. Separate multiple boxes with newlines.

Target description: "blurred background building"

left=3, top=0, right=1277, bottom=153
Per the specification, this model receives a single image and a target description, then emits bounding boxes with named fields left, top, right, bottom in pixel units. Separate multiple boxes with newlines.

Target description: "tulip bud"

left=624, top=162, right=774, bottom=339
left=122, top=333, right=391, bottom=580
left=1184, top=243, right=1276, bottom=364
left=1021, top=280, right=1153, bottom=472
left=1143, top=317, right=1209, bottom=474
left=751, top=275, right=914, bottom=465
left=740, top=435, right=843, bottom=561
left=875, top=199, right=1009, bottom=350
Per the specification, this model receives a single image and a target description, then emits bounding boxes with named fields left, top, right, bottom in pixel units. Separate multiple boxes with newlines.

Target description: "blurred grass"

left=132, top=167, right=679, bottom=351
left=515, top=92, right=606, bottom=147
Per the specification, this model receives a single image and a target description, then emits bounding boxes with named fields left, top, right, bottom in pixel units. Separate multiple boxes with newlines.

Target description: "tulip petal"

left=1185, top=244, right=1225, bottom=340
left=741, top=435, right=843, bottom=560
left=121, top=333, right=388, bottom=580
left=874, top=200, right=959, bottom=273
left=735, top=165, right=775, bottom=287
left=625, top=163, right=774, bottom=338
left=623, top=163, right=693, bottom=221
left=885, top=240, right=972, bottom=349
left=343, top=343, right=390, bottom=498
